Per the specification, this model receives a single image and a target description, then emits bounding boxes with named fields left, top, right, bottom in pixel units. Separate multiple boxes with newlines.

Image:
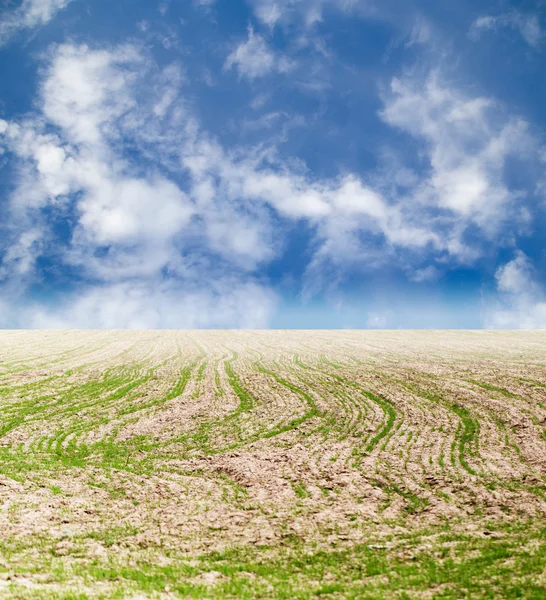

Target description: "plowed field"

left=0, top=331, right=545, bottom=599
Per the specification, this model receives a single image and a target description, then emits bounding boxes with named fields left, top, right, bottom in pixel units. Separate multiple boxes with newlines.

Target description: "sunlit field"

left=0, top=331, right=545, bottom=599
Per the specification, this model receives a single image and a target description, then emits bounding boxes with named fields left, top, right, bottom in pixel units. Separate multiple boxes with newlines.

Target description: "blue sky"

left=0, top=0, right=545, bottom=329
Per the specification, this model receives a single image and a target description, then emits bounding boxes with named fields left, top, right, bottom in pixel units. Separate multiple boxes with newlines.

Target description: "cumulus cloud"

left=470, top=11, right=543, bottom=48
left=0, top=40, right=540, bottom=328
left=0, top=42, right=284, bottom=327
left=485, top=252, right=546, bottom=329
left=300, top=71, right=534, bottom=294
left=0, top=45, right=195, bottom=282
left=224, top=26, right=293, bottom=80
left=381, top=73, right=531, bottom=241
left=0, top=0, right=73, bottom=46
left=184, top=151, right=443, bottom=300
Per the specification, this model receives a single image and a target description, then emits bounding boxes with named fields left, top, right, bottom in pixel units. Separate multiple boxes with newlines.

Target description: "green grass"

left=291, top=481, right=311, bottom=499
left=2, top=520, right=545, bottom=599
left=467, top=379, right=520, bottom=400
left=1, top=333, right=546, bottom=599
left=399, top=381, right=480, bottom=476
left=450, top=404, right=480, bottom=476
left=224, top=352, right=254, bottom=412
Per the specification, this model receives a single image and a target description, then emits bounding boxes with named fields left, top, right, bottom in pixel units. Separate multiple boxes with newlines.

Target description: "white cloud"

left=0, top=45, right=195, bottom=282
left=0, top=227, right=43, bottom=279
left=41, top=44, right=142, bottom=146
left=298, top=72, right=534, bottom=294
left=485, top=252, right=546, bottom=329
left=0, top=0, right=73, bottom=46
left=366, top=310, right=392, bottom=328
left=410, top=265, right=439, bottom=283
left=204, top=209, right=278, bottom=270
left=224, top=26, right=294, bottom=80
left=0, top=40, right=541, bottom=328
left=405, top=17, right=431, bottom=47
left=495, top=251, right=538, bottom=296
left=182, top=151, right=442, bottom=300
left=0, top=42, right=283, bottom=327
left=252, top=1, right=283, bottom=28
left=470, top=11, right=543, bottom=48
left=381, top=73, right=532, bottom=237
left=24, top=280, right=277, bottom=329
left=247, top=0, right=367, bottom=29
left=77, top=177, right=192, bottom=246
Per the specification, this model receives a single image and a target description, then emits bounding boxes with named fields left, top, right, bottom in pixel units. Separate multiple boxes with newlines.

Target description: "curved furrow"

left=1, top=330, right=546, bottom=600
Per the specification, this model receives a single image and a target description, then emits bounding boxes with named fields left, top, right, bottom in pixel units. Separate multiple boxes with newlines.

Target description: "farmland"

left=0, top=330, right=545, bottom=599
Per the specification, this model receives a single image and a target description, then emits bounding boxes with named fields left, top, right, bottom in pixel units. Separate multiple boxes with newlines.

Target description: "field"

left=0, top=331, right=545, bottom=599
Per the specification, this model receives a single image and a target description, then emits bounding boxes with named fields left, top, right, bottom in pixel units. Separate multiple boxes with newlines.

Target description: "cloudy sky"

left=0, top=0, right=545, bottom=329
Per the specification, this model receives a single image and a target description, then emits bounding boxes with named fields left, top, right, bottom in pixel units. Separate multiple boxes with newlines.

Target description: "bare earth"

left=0, top=331, right=545, bottom=599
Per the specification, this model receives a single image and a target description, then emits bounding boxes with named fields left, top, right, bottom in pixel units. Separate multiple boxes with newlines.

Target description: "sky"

left=0, top=0, right=545, bottom=329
